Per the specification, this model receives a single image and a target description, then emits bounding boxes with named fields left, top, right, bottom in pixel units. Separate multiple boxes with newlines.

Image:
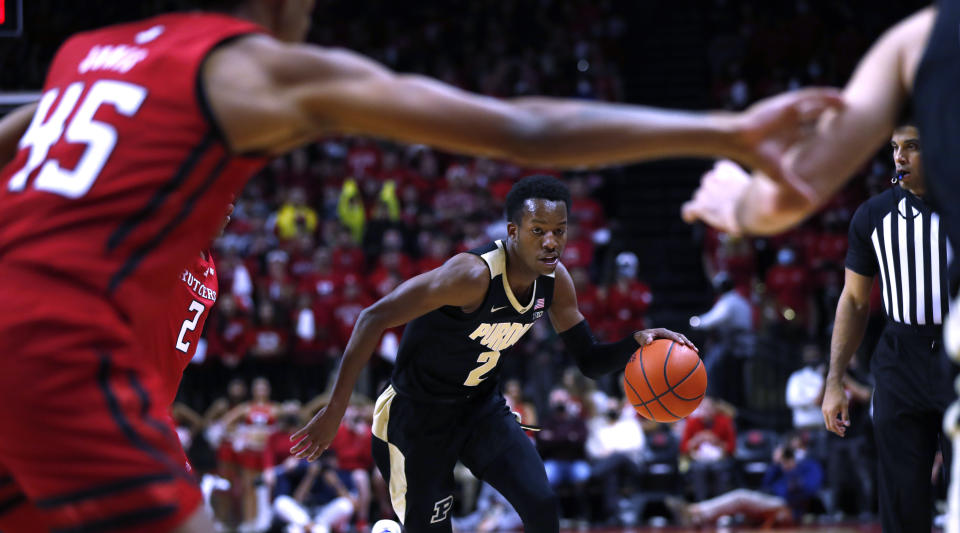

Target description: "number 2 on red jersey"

left=7, top=79, right=147, bottom=198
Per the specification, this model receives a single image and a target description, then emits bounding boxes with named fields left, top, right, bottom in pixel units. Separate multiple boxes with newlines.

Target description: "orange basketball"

left=623, top=338, right=707, bottom=422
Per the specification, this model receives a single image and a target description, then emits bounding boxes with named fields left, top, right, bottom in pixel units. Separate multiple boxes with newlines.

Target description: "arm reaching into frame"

left=682, top=8, right=933, bottom=236
left=203, top=36, right=842, bottom=181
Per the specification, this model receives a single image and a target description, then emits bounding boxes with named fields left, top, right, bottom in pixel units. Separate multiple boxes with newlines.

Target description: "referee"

left=822, top=123, right=955, bottom=532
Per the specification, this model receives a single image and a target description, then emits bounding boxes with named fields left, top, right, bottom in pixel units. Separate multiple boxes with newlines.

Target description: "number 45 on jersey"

left=8, top=80, right=146, bottom=198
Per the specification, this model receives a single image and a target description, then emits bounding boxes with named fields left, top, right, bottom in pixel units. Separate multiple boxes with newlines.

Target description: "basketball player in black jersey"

left=680, top=4, right=960, bottom=531
left=291, top=175, right=695, bottom=533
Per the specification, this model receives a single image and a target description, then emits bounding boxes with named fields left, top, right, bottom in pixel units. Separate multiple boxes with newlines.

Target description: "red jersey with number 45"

left=142, top=250, right=218, bottom=407
left=0, top=14, right=266, bottom=358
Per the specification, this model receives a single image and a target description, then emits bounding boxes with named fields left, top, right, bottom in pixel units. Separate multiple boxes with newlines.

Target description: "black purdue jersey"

left=915, top=0, right=960, bottom=293
left=390, top=240, right=556, bottom=401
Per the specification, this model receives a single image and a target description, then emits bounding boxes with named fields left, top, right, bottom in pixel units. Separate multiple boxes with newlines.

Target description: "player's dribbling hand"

left=290, top=405, right=343, bottom=462
left=821, top=380, right=850, bottom=437
left=681, top=159, right=750, bottom=236
left=634, top=328, right=698, bottom=353
left=733, top=87, right=844, bottom=198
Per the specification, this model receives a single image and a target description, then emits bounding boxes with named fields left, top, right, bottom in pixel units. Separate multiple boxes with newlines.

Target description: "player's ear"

left=507, top=221, right=518, bottom=241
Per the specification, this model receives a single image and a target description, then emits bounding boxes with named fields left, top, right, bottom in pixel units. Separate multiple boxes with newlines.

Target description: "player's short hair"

left=504, top=175, right=571, bottom=224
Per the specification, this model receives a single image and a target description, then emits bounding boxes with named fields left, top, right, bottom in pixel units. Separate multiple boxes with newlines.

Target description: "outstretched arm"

left=290, top=253, right=490, bottom=460
left=204, top=36, right=840, bottom=179
left=549, top=263, right=696, bottom=379
left=683, top=7, right=933, bottom=235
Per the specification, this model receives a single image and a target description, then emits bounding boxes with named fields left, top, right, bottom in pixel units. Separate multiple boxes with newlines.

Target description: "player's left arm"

left=0, top=103, right=37, bottom=168
left=683, top=7, right=934, bottom=235
left=548, top=262, right=696, bottom=378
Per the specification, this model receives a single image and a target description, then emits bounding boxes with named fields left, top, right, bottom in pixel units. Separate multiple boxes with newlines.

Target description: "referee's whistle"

left=892, top=172, right=904, bottom=184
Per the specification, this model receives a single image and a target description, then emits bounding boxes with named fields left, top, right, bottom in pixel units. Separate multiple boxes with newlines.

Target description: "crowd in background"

left=0, top=0, right=942, bottom=530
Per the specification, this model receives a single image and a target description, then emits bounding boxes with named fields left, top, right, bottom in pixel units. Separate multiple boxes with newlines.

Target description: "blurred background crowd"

left=0, top=0, right=944, bottom=531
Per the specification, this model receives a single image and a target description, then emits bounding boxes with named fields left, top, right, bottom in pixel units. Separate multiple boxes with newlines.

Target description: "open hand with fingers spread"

left=633, top=328, right=698, bottom=353
left=290, top=405, right=345, bottom=462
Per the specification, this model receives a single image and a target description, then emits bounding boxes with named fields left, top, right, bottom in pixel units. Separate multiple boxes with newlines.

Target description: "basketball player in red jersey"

left=142, top=207, right=233, bottom=475
left=0, top=0, right=842, bottom=530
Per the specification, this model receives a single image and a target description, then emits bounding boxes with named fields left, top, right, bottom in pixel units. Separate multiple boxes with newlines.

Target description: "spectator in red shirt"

left=680, top=397, right=737, bottom=502
left=434, top=164, right=483, bottom=222
left=299, top=247, right=343, bottom=306
left=809, top=210, right=850, bottom=269
left=764, top=247, right=815, bottom=334
left=291, top=293, right=338, bottom=402
left=703, top=229, right=756, bottom=295
left=568, top=176, right=606, bottom=233
left=288, top=234, right=318, bottom=281
left=604, top=252, right=653, bottom=339
left=248, top=302, right=289, bottom=387
left=260, top=250, right=296, bottom=309
left=570, top=267, right=603, bottom=328
left=456, top=215, right=490, bottom=253
left=346, top=138, right=382, bottom=179
left=207, top=293, right=253, bottom=370
left=416, top=234, right=452, bottom=274
left=404, top=148, right=443, bottom=206
left=560, top=220, right=594, bottom=271
left=377, top=147, right=415, bottom=186
left=332, top=276, right=374, bottom=348
left=216, top=248, right=255, bottom=310
left=368, top=230, right=414, bottom=281
left=331, top=225, right=366, bottom=274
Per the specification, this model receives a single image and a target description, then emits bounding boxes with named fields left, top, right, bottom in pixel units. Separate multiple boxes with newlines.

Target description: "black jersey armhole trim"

left=195, top=32, right=268, bottom=158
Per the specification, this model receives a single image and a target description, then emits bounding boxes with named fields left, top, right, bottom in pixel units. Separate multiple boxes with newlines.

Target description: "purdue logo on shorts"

left=430, top=495, right=454, bottom=523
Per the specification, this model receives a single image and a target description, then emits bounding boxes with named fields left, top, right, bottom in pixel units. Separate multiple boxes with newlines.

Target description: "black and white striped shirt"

left=846, top=187, right=954, bottom=326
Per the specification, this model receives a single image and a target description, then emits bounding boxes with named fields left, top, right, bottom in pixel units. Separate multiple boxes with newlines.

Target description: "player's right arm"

left=822, top=268, right=873, bottom=437
left=0, top=103, right=37, bottom=168
left=290, top=253, right=490, bottom=461
left=203, top=36, right=840, bottom=180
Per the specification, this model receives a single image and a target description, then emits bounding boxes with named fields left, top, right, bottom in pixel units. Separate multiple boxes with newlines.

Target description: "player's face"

left=275, top=0, right=315, bottom=42
left=508, top=199, right=567, bottom=276
left=891, top=126, right=925, bottom=192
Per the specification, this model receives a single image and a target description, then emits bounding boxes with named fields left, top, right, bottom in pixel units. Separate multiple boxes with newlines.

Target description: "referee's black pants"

left=871, top=323, right=956, bottom=532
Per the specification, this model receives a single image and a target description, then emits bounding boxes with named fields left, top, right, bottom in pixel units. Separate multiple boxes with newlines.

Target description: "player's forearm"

left=733, top=173, right=817, bottom=236
left=326, top=308, right=387, bottom=413
left=826, top=293, right=870, bottom=385
left=559, top=320, right=640, bottom=379
left=507, top=97, right=745, bottom=167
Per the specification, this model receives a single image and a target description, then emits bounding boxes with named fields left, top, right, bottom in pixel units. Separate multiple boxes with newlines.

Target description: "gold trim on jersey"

left=481, top=240, right=552, bottom=314
left=373, top=386, right=408, bottom=522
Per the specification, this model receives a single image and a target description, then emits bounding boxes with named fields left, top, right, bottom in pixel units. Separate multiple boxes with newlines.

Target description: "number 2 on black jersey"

left=464, top=350, right=501, bottom=386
